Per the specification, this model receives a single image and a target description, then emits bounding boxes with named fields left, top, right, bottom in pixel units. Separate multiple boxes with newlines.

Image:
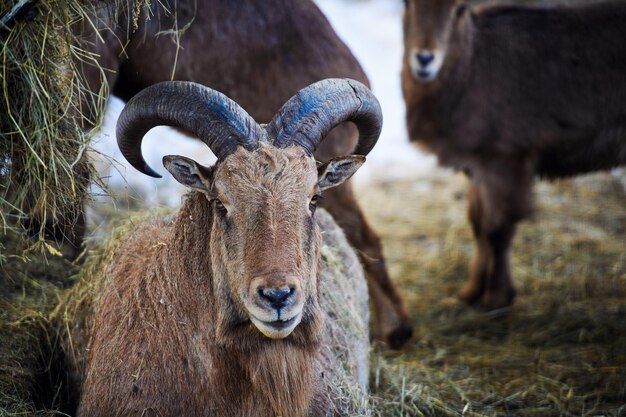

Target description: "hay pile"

left=0, top=226, right=78, bottom=415
left=0, top=0, right=151, bottom=253
left=358, top=170, right=626, bottom=416
left=0, top=206, right=158, bottom=415
left=1, top=0, right=101, bottom=250
left=318, top=209, right=371, bottom=415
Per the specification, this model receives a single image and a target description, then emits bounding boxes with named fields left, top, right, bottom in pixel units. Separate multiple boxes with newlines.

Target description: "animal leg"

left=458, top=160, right=533, bottom=310
left=458, top=183, right=489, bottom=305
left=321, top=181, right=413, bottom=349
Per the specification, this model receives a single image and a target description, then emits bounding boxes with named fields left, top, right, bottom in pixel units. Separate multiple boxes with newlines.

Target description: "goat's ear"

left=454, top=1, right=472, bottom=19
left=163, top=155, right=212, bottom=192
left=317, top=155, right=365, bottom=190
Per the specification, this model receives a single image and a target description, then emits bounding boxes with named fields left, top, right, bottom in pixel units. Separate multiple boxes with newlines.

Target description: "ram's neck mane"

left=207, top=342, right=321, bottom=417
left=163, top=192, right=215, bottom=312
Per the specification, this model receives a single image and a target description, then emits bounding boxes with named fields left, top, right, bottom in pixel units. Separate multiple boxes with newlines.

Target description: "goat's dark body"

left=403, top=0, right=626, bottom=308
left=408, top=1, right=626, bottom=175
left=78, top=0, right=411, bottom=348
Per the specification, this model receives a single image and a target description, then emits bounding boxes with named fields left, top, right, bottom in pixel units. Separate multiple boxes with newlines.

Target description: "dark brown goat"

left=78, top=79, right=375, bottom=416
left=402, top=0, right=626, bottom=309
left=76, top=0, right=412, bottom=348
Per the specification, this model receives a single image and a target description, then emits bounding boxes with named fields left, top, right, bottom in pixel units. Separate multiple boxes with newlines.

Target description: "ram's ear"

left=317, top=155, right=365, bottom=190
left=163, top=155, right=212, bottom=192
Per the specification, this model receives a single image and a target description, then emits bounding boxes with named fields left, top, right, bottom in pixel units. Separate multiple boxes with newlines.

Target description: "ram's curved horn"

left=266, top=78, right=382, bottom=156
left=117, top=81, right=263, bottom=177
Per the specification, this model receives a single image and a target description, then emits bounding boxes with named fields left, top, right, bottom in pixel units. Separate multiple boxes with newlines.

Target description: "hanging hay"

left=2, top=0, right=93, bottom=251
left=0, top=0, right=151, bottom=256
left=358, top=170, right=626, bottom=416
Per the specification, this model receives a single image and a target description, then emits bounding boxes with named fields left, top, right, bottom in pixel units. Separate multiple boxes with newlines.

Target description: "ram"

left=75, top=0, right=412, bottom=348
left=77, top=79, right=375, bottom=416
left=402, top=0, right=626, bottom=309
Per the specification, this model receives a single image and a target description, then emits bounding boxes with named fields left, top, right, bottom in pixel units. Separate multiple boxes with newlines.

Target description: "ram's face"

left=163, top=143, right=364, bottom=341
left=209, top=145, right=321, bottom=339
left=403, top=0, right=463, bottom=82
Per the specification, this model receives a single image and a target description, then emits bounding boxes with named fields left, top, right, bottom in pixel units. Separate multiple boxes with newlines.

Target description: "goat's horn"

left=267, top=78, right=382, bottom=156
left=116, top=81, right=262, bottom=177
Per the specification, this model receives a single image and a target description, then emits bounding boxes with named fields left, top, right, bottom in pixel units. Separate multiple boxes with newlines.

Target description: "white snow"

left=89, top=0, right=436, bottom=207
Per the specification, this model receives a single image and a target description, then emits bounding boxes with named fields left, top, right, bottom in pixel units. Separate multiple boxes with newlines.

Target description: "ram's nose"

left=258, top=286, right=295, bottom=311
left=249, top=274, right=303, bottom=315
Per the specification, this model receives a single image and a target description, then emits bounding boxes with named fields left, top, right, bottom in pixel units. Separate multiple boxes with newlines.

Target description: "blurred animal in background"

left=402, top=0, right=626, bottom=309
left=78, top=79, right=374, bottom=417
left=74, top=0, right=412, bottom=349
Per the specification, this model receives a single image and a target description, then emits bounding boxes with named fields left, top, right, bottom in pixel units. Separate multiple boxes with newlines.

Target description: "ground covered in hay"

left=0, top=228, right=78, bottom=416
left=359, top=170, right=626, bottom=417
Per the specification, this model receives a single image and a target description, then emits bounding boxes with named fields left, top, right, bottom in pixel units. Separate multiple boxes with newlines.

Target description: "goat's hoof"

left=384, top=320, right=413, bottom=350
left=474, top=288, right=516, bottom=311
left=457, top=283, right=483, bottom=305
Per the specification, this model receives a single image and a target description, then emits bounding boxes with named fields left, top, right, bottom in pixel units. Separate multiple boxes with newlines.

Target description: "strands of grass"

left=0, top=225, right=77, bottom=415
left=0, top=0, right=101, bottom=250
left=0, top=0, right=152, bottom=256
left=318, top=210, right=371, bottom=415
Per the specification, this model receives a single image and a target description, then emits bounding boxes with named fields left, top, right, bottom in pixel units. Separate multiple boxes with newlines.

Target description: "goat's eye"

left=309, top=194, right=322, bottom=214
left=212, top=198, right=227, bottom=215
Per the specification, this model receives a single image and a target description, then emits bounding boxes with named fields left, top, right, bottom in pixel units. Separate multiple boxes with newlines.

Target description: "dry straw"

left=2, top=0, right=93, bottom=249
left=359, top=170, right=626, bottom=417
left=0, top=0, right=150, bottom=255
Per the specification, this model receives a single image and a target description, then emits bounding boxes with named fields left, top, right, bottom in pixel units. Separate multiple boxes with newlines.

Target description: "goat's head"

left=403, top=0, right=469, bottom=82
left=116, top=79, right=381, bottom=342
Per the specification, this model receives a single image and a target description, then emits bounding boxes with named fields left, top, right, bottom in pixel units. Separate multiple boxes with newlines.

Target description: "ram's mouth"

left=250, top=313, right=302, bottom=339
left=415, top=68, right=436, bottom=82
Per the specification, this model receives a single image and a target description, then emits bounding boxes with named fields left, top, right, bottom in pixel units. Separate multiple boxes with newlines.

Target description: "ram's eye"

left=212, top=198, right=227, bottom=215
left=309, top=194, right=322, bottom=214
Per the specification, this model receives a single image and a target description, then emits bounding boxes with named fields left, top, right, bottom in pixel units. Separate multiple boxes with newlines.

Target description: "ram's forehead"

left=215, top=144, right=317, bottom=192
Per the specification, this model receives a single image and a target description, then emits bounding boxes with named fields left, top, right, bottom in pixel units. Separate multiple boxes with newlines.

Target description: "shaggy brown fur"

left=78, top=146, right=369, bottom=417
left=75, top=0, right=412, bottom=348
left=402, top=0, right=626, bottom=309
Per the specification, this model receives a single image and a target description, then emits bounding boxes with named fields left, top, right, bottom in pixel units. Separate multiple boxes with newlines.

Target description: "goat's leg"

left=458, top=184, right=489, bottom=305
left=321, top=180, right=413, bottom=349
left=458, top=160, right=533, bottom=310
